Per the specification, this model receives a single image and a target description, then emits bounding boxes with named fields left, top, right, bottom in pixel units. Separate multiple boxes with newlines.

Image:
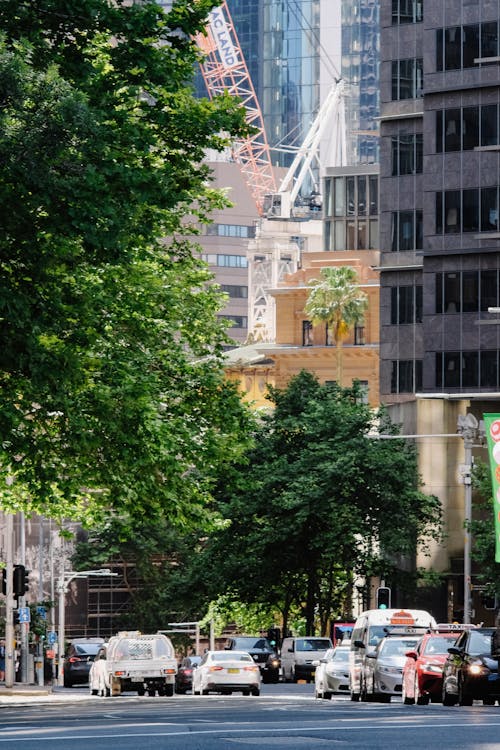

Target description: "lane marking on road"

left=2, top=720, right=500, bottom=742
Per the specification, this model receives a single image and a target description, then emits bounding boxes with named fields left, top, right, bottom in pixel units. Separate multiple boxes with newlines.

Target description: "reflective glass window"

left=481, top=104, right=498, bottom=147
left=462, top=107, right=479, bottom=150
left=481, top=270, right=498, bottom=311
left=462, top=189, right=479, bottom=232
left=462, top=25, right=479, bottom=68
left=481, top=187, right=499, bottom=231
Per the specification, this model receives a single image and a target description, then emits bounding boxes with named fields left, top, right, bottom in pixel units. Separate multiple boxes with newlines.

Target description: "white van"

left=349, top=608, right=437, bottom=701
left=280, top=636, right=333, bottom=683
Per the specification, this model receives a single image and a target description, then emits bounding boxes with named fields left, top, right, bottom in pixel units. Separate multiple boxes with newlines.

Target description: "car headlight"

left=421, top=663, right=443, bottom=674
left=467, top=663, right=487, bottom=676
left=379, top=666, right=402, bottom=675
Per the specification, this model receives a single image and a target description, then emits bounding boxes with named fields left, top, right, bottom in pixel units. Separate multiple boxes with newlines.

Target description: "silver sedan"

left=314, top=645, right=350, bottom=699
left=364, top=636, right=420, bottom=702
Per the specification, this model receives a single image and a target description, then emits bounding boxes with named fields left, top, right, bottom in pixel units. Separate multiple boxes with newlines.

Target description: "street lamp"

left=57, top=568, right=117, bottom=687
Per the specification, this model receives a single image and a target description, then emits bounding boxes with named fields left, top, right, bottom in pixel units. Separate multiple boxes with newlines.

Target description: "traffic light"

left=1, top=569, right=6, bottom=596
left=376, top=586, right=391, bottom=609
left=267, top=627, right=281, bottom=649
left=13, top=564, right=29, bottom=598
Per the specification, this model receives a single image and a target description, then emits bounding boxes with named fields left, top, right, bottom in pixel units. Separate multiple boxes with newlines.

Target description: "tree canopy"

left=0, top=0, right=254, bottom=528
left=196, top=372, right=443, bottom=635
left=304, top=266, right=368, bottom=386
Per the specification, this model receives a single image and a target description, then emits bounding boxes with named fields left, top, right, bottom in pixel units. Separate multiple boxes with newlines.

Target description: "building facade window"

left=324, top=173, right=379, bottom=251
left=202, top=254, right=249, bottom=268
left=436, top=22, right=499, bottom=72
left=391, top=359, right=423, bottom=393
left=436, top=188, right=500, bottom=234
left=391, top=134, right=423, bottom=175
left=436, top=270, right=500, bottom=313
left=303, top=320, right=313, bottom=346
left=391, top=210, right=423, bottom=251
left=205, top=223, right=256, bottom=238
left=392, top=0, right=423, bottom=24
left=436, top=104, right=499, bottom=152
left=391, top=285, right=423, bottom=324
left=218, top=314, right=248, bottom=328
left=220, top=284, right=248, bottom=299
left=435, top=350, right=493, bottom=388
left=391, top=58, right=423, bottom=100
left=354, top=325, right=366, bottom=345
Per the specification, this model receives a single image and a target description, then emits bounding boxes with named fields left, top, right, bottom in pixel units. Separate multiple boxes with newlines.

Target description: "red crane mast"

left=195, top=2, right=276, bottom=214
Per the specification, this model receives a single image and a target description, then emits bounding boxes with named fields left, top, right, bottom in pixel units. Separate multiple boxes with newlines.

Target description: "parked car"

left=363, top=634, right=421, bottom=702
left=192, top=650, right=261, bottom=696
left=64, top=638, right=105, bottom=688
left=89, top=645, right=109, bottom=696
left=224, top=636, right=280, bottom=683
left=314, top=643, right=351, bottom=699
left=175, top=655, right=202, bottom=694
left=402, top=631, right=460, bottom=705
left=442, top=627, right=500, bottom=706
left=280, top=636, right=333, bottom=683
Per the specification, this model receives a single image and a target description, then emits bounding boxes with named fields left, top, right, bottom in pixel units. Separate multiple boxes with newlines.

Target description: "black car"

left=224, top=636, right=280, bottom=683
left=442, top=627, right=500, bottom=706
left=64, top=638, right=105, bottom=688
left=175, top=655, right=202, bottom=694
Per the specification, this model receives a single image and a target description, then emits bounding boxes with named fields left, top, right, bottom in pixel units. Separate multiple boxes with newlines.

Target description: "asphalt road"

left=1, top=683, right=500, bottom=749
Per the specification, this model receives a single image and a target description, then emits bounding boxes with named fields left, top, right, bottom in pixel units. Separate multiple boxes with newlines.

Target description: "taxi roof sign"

left=389, top=610, right=416, bottom=626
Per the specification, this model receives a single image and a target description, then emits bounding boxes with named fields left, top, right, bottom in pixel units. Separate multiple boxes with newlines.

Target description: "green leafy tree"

left=198, top=371, right=442, bottom=635
left=304, top=266, right=368, bottom=386
left=0, top=1, right=253, bottom=527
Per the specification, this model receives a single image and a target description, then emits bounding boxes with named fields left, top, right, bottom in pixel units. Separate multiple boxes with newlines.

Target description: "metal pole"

left=57, top=577, right=66, bottom=687
left=210, top=620, right=215, bottom=651
left=463, top=435, right=473, bottom=624
left=195, top=622, right=200, bottom=656
left=19, top=512, right=29, bottom=683
left=4, top=513, right=15, bottom=688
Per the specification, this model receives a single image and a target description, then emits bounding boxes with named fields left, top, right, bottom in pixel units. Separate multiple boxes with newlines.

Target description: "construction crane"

left=263, top=80, right=347, bottom=219
left=194, top=2, right=276, bottom=214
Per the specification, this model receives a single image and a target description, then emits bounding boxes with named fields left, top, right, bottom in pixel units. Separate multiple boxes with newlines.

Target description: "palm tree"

left=304, top=266, right=368, bottom=386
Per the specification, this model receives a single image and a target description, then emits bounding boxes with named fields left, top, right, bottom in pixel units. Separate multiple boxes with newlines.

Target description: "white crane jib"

left=264, top=80, right=347, bottom=219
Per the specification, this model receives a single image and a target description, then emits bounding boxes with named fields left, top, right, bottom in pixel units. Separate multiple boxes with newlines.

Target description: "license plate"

left=227, top=668, right=239, bottom=674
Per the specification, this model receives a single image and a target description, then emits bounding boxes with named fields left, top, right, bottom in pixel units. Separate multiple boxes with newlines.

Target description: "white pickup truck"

left=103, top=631, right=177, bottom=696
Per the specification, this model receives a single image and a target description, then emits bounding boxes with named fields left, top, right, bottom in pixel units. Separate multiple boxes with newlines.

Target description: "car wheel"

left=202, top=688, right=209, bottom=695
left=165, top=684, right=174, bottom=697
left=147, top=687, right=156, bottom=697
left=323, top=691, right=332, bottom=700
left=415, top=675, right=429, bottom=705
left=402, top=680, right=414, bottom=705
left=252, top=688, right=260, bottom=697
left=350, top=691, right=360, bottom=702
left=137, top=686, right=145, bottom=696
left=90, top=688, right=98, bottom=696
left=458, top=680, right=473, bottom=707
left=242, top=689, right=250, bottom=696
left=442, top=679, right=457, bottom=706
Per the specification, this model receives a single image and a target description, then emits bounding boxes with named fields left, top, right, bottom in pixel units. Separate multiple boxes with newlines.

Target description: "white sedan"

left=314, top=644, right=351, bottom=699
left=192, top=650, right=261, bottom=696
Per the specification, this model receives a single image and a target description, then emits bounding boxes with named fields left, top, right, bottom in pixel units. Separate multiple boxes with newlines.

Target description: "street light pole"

left=56, top=568, right=116, bottom=687
left=457, top=413, right=481, bottom=625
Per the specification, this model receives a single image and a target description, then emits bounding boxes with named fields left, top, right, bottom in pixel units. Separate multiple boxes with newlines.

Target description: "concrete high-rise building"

left=379, top=0, right=500, bottom=621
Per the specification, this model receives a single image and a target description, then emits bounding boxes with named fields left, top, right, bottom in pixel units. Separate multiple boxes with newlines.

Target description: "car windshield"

left=468, top=630, right=493, bottom=656
left=379, top=638, right=418, bottom=656
left=332, top=648, right=350, bottom=664
left=211, top=652, right=253, bottom=663
left=114, top=639, right=153, bottom=660
left=233, top=638, right=271, bottom=650
left=74, top=643, right=102, bottom=656
left=423, top=636, right=456, bottom=655
left=295, top=639, right=331, bottom=652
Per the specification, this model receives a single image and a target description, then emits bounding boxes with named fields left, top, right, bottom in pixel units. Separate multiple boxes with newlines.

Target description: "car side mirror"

left=354, top=640, right=365, bottom=649
left=447, top=646, right=461, bottom=656
left=365, top=650, right=377, bottom=659
left=288, top=647, right=294, bottom=652
left=405, top=650, right=417, bottom=660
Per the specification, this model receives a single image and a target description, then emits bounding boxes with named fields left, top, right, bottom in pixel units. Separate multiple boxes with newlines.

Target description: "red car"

left=402, top=631, right=459, bottom=705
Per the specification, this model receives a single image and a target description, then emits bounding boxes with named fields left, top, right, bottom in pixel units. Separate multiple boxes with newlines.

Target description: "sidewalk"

left=0, top=685, right=94, bottom=704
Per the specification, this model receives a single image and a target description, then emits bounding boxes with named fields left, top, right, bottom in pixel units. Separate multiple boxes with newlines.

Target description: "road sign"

left=18, top=607, right=30, bottom=623
left=47, top=631, right=57, bottom=644
left=36, top=606, right=47, bottom=620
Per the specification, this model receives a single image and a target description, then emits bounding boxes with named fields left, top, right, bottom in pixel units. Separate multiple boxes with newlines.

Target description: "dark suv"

left=64, top=638, right=105, bottom=687
left=224, top=636, right=280, bottom=683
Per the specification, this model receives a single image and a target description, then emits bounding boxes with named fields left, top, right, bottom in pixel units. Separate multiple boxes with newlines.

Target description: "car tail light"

left=163, top=669, right=176, bottom=675
left=183, top=669, right=193, bottom=675
left=209, top=666, right=224, bottom=672
left=68, top=657, right=82, bottom=663
left=114, top=670, right=126, bottom=676
left=243, top=666, right=259, bottom=672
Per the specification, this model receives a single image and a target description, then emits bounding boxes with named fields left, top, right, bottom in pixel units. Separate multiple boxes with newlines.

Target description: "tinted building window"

left=391, top=210, right=423, bottom=251
left=437, top=22, right=499, bottom=71
left=392, top=0, right=423, bottom=24
left=392, top=134, right=423, bottom=175
left=392, top=58, right=423, bottom=100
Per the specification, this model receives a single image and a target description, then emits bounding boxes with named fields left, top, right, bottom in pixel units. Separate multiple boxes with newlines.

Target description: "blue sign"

left=18, top=607, right=30, bottom=623
left=36, top=606, right=47, bottom=620
left=47, top=631, right=57, bottom=645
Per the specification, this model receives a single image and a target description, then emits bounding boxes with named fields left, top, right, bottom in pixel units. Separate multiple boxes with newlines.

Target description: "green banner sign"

left=483, top=413, right=500, bottom=563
